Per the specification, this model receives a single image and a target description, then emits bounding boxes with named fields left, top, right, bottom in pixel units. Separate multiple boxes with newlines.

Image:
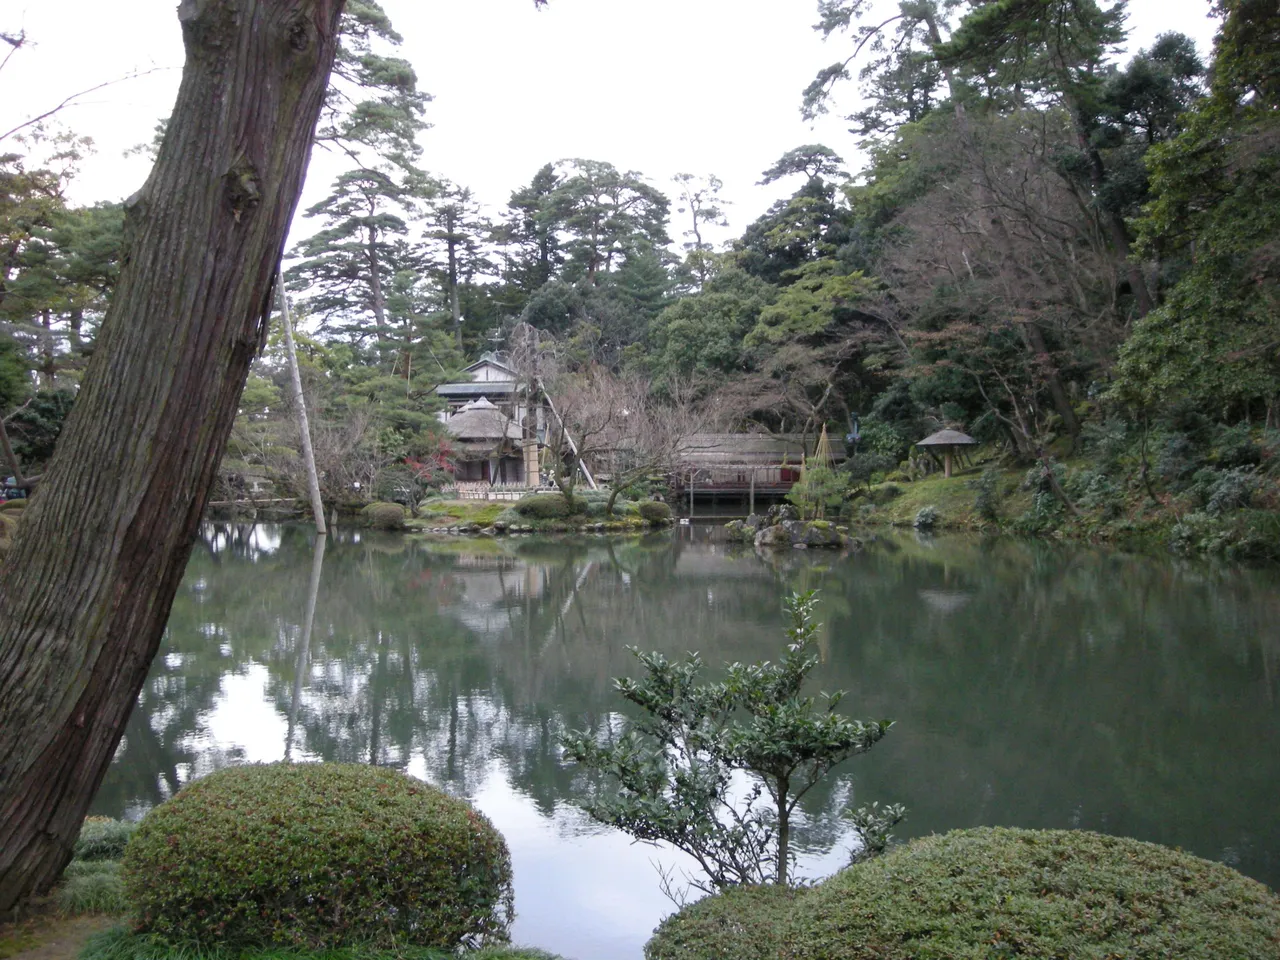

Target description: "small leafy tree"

left=968, top=466, right=1004, bottom=522
left=787, top=460, right=851, bottom=519
left=562, top=592, right=894, bottom=896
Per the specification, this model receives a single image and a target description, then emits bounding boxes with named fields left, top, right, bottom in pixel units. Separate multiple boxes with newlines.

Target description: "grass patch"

left=74, top=819, right=137, bottom=862
left=413, top=500, right=507, bottom=527
left=57, top=866, right=126, bottom=916
left=79, top=928, right=568, bottom=960
left=855, top=466, right=1032, bottom=529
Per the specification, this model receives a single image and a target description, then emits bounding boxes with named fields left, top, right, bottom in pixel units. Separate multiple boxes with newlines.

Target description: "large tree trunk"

left=0, top=0, right=344, bottom=912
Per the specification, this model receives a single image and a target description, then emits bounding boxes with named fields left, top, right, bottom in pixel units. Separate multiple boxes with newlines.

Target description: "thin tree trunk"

left=279, top=269, right=326, bottom=535
left=1139, top=412, right=1160, bottom=505
left=1021, top=321, right=1081, bottom=438
left=776, top=776, right=791, bottom=887
left=1064, top=95, right=1155, bottom=317
left=366, top=226, right=390, bottom=365
left=0, top=0, right=344, bottom=911
left=447, top=215, right=463, bottom=350
left=0, top=417, right=25, bottom=489
left=68, top=308, right=84, bottom=357
left=285, top=531, right=326, bottom=761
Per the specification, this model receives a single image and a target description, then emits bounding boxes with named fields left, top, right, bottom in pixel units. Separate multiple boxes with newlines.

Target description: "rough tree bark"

left=0, top=0, right=345, bottom=912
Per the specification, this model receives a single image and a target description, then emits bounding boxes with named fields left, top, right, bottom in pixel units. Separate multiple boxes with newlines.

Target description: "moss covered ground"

left=407, top=500, right=508, bottom=529
left=849, top=454, right=1280, bottom=561
left=853, top=465, right=1032, bottom=530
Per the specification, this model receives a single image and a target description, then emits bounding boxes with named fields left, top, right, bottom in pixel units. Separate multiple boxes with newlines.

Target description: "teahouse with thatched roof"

left=444, top=398, right=536, bottom=484
left=917, top=428, right=977, bottom=478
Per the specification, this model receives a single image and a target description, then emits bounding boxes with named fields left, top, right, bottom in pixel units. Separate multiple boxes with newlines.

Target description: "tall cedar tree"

left=0, top=0, right=345, bottom=910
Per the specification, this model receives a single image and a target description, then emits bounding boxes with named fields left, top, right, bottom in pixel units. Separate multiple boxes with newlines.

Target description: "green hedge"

left=361, top=502, right=407, bottom=530
left=514, top=493, right=573, bottom=520
left=638, top=501, right=672, bottom=523
left=646, top=828, right=1280, bottom=960
left=122, top=763, right=513, bottom=950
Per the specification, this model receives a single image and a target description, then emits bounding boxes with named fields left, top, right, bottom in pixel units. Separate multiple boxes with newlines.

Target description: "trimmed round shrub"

left=74, top=817, right=137, bottom=861
left=122, top=763, right=513, bottom=950
left=514, top=493, right=572, bottom=520
left=361, top=501, right=406, bottom=530
left=638, top=500, right=673, bottom=523
left=646, top=828, right=1280, bottom=960
left=646, top=885, right=797, bottom=960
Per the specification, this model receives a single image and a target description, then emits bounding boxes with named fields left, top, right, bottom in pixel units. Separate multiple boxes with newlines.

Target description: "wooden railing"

left=442, top=482, right=555, bottom=501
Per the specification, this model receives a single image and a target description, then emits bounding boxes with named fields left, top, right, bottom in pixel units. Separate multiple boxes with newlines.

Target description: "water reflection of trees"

left=95, top=526, right=1280, bottom=888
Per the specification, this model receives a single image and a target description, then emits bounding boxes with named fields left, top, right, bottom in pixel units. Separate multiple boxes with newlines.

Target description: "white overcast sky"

left=1, top=0, right=1219, bottom=248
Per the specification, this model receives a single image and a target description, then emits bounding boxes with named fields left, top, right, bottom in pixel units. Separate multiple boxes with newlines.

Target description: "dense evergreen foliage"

left=122, top=764, right=513, bottom=950
left=0, top=0, right=1275, bottom=543
left=646, top=827, right=1280, bottom=960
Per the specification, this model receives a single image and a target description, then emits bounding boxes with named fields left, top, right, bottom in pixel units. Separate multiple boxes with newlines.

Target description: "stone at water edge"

left=754, top=518, right=850, bottom=549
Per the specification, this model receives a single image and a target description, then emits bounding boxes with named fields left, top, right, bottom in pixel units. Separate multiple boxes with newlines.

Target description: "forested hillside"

left=2, top=0, right=1277, bottom=556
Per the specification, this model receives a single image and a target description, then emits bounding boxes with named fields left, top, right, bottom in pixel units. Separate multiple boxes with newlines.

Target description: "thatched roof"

left=676, top=433, right=848, bottom=466
left=917, top=429, right=977, bottom=447
left=445, top=398, right=522, bottom=442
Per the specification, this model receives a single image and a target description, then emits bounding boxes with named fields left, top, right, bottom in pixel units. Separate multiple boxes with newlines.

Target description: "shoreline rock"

left=726, top=504, right=856, bottom=549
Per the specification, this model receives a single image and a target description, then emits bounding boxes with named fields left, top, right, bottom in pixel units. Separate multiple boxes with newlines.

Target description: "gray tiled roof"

left=435, top=381, right=518, bottom=397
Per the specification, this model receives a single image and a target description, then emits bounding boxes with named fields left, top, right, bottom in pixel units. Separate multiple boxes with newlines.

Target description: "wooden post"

left=688, top=470, right=694, bottom=519
left=749, top=469, right=755, bottom=516
left=944, top=449, right=953, bottom=479
left=279, top=269, right=326, bottom=535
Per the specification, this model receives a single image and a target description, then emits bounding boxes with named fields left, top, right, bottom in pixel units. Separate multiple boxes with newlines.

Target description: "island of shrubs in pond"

left=362, top=490, right=675, bottom=535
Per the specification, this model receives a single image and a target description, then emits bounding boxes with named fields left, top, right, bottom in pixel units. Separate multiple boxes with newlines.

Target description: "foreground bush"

left=122, top=763, right=513, bottom=950
left=645, top=885, right=797, bottom=960
left=361, top=501, right=407, bottom=530
left=646, top=827, right=1280, bottom=960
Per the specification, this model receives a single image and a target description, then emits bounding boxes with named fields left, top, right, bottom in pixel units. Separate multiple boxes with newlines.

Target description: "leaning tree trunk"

left=0, top=0, right=345, bottom=912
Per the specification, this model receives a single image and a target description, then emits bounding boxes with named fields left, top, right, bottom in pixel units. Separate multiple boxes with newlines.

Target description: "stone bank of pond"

left=91, top=523, right=1280, bottom=959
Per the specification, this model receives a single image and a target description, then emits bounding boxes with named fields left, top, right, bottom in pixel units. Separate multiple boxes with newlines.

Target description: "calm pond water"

left=94, top=524, right=1280, bottom=959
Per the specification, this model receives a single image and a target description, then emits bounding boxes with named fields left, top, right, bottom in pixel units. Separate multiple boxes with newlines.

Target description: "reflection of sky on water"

left=178, top=663, right=849, bottom=960
left=94, top=524, right=1280, bottom=960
